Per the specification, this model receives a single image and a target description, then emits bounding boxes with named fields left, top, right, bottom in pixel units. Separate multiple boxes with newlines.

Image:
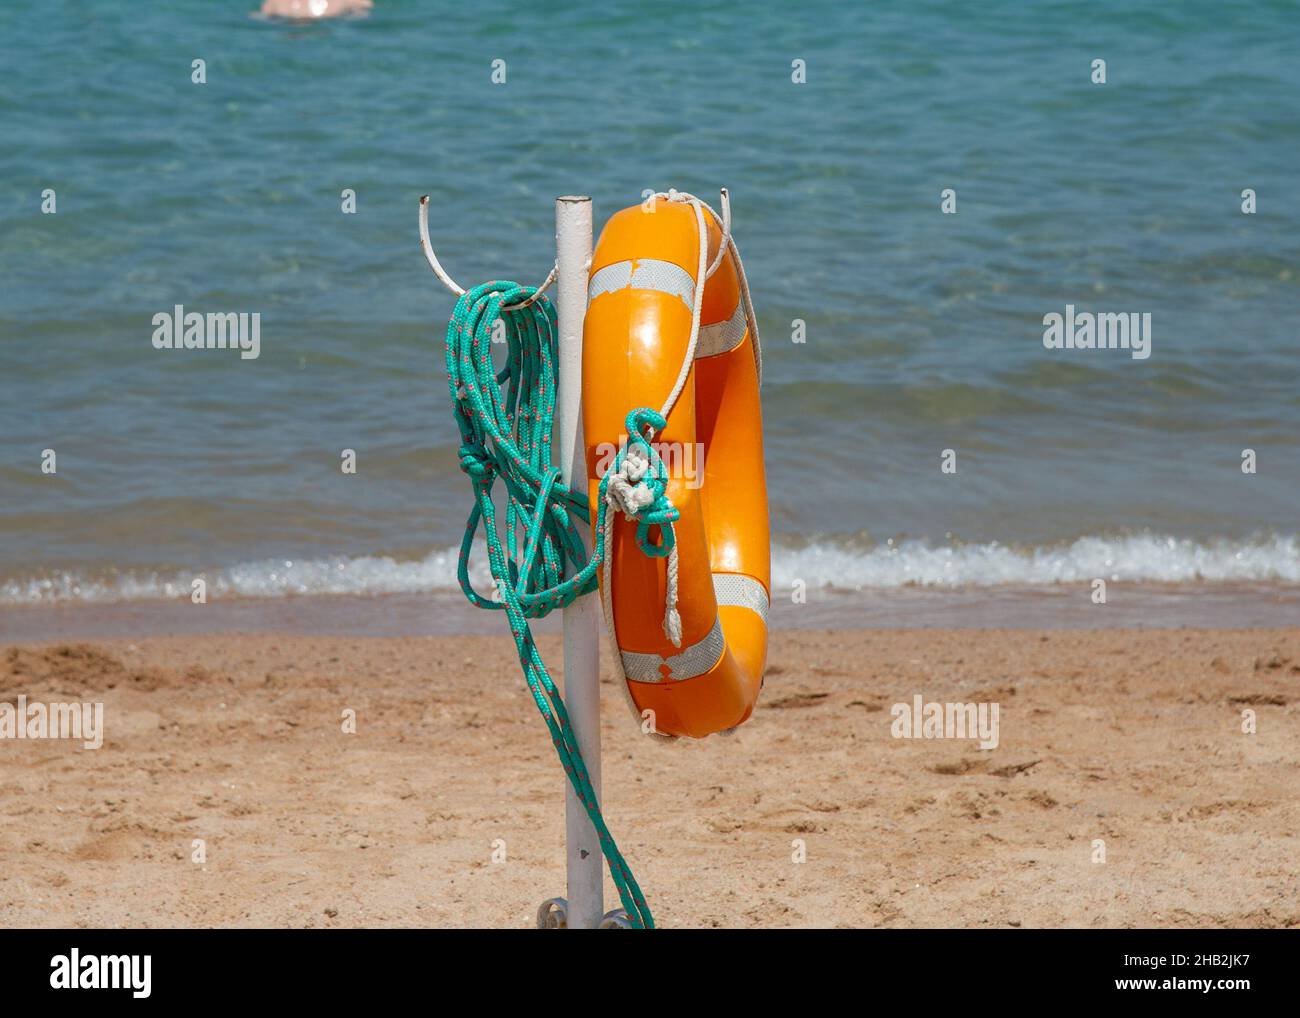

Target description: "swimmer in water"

left=259, top=0, right=373, bottom=18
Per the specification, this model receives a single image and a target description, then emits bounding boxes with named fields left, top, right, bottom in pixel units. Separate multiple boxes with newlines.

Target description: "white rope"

left=599, top=441, right=683, bottom=649
left=604, top=442, right=655, bottom=515
left=598, top=483, right=674, bottom=739
left=653, top=191, right=707, bottom=423
left=662, top=189, right=763, bottom=391
left=664, top=543, right=682, bottom=645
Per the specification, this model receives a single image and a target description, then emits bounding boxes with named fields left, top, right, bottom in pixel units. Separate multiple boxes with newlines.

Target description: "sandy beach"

left=2, top=626, right=1296, bottom=929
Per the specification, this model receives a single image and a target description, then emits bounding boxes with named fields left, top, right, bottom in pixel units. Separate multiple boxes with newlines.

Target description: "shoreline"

left=3, top=582, right=1300, bottom=642
left=1, top=627, right=1297, bottom=928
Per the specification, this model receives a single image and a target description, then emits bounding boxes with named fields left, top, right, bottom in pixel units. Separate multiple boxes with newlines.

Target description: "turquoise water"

left=1, top=0, right=1298, bottom=603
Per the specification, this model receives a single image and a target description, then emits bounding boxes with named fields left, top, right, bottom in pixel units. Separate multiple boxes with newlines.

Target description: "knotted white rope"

left=599, top=437, right=684, bottom=651
left=605, top=442, right=656, bottom=516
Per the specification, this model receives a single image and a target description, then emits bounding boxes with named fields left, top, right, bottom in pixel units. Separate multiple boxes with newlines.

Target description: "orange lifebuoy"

left=583, top=195, right=770, bottom=739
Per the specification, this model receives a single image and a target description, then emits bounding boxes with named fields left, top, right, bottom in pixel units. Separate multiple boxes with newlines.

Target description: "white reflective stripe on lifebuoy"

left=588, top=260, right=632, bottom=300
left=588, top=259, right=694, bottom=311
left=712, top=572, right=770, bottom=625
left=695, top=301, right=748, bottom=358
left=621, top=617, right=724, bottom=683
left=618, top=573, right=768, bottom=683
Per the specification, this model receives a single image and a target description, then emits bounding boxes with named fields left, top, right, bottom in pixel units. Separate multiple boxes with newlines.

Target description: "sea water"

left=1, top=1, right=1297, bottom=622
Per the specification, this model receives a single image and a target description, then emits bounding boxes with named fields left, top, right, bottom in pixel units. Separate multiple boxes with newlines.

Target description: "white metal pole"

left=554, top=195, right=602, bottom=929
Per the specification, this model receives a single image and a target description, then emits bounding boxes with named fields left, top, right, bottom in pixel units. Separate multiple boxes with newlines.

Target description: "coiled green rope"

left=444, top=279, right=672, bottom=929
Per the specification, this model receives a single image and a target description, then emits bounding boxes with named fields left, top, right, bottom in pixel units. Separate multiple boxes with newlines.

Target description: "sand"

left=1, top=627, right=1297, bottom=928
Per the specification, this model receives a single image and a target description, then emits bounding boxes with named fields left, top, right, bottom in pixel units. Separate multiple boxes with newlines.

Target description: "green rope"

left=444, top=279, right=675, bottom=930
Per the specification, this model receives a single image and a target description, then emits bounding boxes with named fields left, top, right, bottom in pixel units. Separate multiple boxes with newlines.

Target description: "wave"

left=4, top=533, right=1299, bottom=605
left=774, top=533, right=1300, bottom=589
left=1, top=548, right=476, bottom=605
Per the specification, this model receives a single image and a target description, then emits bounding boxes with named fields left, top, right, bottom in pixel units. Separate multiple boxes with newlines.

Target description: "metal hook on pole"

left=418, top=195, right=558, bottom=311
left=661, top=187, right=731, bottom=280
left=706, top=187, right=731, bottom=280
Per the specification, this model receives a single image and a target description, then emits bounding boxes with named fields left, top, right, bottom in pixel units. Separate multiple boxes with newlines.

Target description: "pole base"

left=536, top=898, right=633, bottom=929
left=536, top=897, right=568, bottom=929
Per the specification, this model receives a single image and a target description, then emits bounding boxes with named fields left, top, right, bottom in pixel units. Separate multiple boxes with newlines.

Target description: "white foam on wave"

left=1, top=548, right=488, bottom=605
left=4, top=533, right=1298, bottom=605
left=771, top=533, right=1300, bottom=589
